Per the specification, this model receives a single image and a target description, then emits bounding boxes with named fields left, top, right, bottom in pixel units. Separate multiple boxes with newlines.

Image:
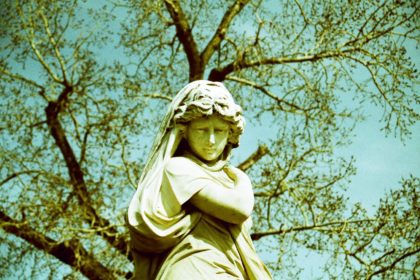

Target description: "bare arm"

left=189, top=166, right=254, bottom=224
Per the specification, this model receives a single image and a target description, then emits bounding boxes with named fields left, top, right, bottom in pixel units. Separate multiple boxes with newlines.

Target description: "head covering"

left=172, top=81, right=244, bottom=147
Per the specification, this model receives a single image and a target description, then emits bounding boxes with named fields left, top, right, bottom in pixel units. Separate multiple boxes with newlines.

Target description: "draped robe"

left=127, top=80, right=272, bottom=279
left=128, top=155, right=272, bottom=279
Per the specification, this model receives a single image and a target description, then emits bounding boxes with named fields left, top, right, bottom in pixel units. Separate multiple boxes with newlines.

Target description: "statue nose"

left=209, top=132, right=216, bottom=145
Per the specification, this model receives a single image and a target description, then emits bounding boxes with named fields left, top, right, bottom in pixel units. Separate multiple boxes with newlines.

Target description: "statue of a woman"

left=127, top=80, right=272, bottom=279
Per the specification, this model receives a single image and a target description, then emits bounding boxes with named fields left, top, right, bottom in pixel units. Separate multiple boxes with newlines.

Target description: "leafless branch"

left=226, top=75, right=306, bottom=112
left=45, top=86, right=129, bottom=258
left=0, top=210, right=116, bottom=280
left=342, top=54, right=397, bottom=112
left=367, top=248, right=420, bottom=280
left=164, top=0, right=202, bottom=80
left=0, top=170, right=43, bottom=187
left=208, top=47, right=361, bottom=81
left=39, top=9, right=68, bottom=82
left=144, top=93, right=173, bottom=101
left=251, top=219, right=376, bottom=240
left=237, top=144, right=269, bottom=171
left=15, top=3, right=63, bottom=83
left=201, top=0, right=251, bottom=65
left=0, top=68, right=47, bottom=99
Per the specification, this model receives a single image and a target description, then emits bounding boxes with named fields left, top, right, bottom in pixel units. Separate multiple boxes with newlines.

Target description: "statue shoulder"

left=165, top=156, right=202, bottom=174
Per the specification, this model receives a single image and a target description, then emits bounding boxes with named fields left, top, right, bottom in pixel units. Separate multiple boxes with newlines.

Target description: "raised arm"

left=189, top=166, right=254, bottom=224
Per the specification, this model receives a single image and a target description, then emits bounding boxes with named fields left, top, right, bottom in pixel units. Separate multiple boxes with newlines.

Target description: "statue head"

left=172, top=80, right=245, bottom=149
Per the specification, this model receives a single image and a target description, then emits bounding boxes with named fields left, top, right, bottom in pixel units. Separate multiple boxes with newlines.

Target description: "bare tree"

left=1, top=0, right=418, bottom=279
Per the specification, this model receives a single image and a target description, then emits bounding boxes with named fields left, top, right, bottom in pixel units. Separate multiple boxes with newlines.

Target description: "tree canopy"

left=0, top=0, right=418, bottom=279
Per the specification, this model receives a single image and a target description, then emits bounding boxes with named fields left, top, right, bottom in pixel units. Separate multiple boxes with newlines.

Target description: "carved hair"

left=173, top=81, right=245, bottom=147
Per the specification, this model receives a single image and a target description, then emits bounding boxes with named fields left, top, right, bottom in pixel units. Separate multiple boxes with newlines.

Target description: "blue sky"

left=337, top=110, right=419, bottom=214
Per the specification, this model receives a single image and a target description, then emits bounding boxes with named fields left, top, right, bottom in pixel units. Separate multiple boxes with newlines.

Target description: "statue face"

left=185, top=115, right=230, bottom=164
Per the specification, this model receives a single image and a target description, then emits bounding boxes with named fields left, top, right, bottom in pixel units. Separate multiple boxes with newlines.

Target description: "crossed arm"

left=189, top=166, right=254, bottom=224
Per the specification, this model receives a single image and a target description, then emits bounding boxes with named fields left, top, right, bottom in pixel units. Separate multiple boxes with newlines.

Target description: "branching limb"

left=367, top=248, right=420, bottom=280
left=201, top=0, right=251, bottom=65
left=38, top=8, right=68, bottom=82
left=15, top=3, right=63, bottom=83
left=144, top=93, right=173, bottom=101
left=237, top=144, right=269, bottom=171
left=226, top=75, right=306, bottom=112
left=164, top=0, right=202, bottom=80
left=251, top=219, right=376, bottom=240
left=0, top=210, right=116, bottom=280
left=0, top=170, right=43, bottom=187
left=45, top=86, right=129, bottom=258
left=0, top=68, right=43, bottom=89
left=287, top=0, right=311, bottom=47
left=208, top=47, right=360, bottom=81
left=342, top=54, right=397, bottom=112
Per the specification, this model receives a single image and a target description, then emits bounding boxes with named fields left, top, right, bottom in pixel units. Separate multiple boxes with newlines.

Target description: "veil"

left=127, top=81, right=206, bottom=254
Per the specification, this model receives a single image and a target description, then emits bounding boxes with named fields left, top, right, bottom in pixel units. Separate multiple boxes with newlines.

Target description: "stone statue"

left=127, top=80, right=272, bottom=279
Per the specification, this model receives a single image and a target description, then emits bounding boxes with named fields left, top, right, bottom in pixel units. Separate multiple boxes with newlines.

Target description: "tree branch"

left=39, top=8, right=68, bottom=82
left=16, top=3, right=63, bottom=83
left=342, top=54, right=398, bottom=113
left=367, top=248, right=420, bottom=280
left=209, top=6, right=418, bottom=82
left=0, top=170, right=43, bottom=187
left=226, top=76, right=306, bottom=112
left=251, top=219, right=376, bottom=240
left=45, top=87, right=129, bottom=258
left=237, top=144, right=269, bottom=171
left=208, top=48, right=360, bottom=81
left=144, top=93, right=173, bottom=101
left=0, top=68, right=45, bottom=92
left=0, top=210, right=116, bottom=280
left=201, top=0, right=250, bottom=65
left=164, top=0, right=202, bottom=80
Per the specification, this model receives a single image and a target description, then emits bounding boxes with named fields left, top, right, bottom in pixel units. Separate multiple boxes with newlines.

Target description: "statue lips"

left=202, top=147, right=219, bottom=160
left=203, top=148, right=215, bottom=154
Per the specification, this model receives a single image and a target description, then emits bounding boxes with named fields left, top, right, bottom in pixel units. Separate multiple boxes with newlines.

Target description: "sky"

left=336, top=111, right=420, bottom=213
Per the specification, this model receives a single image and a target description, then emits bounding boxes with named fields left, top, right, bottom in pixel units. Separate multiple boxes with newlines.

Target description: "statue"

left=127, top=80, right=272, bottom=279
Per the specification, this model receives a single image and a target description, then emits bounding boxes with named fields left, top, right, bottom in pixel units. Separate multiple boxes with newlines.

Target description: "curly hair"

left=172, top=80, right=245, bottom=148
